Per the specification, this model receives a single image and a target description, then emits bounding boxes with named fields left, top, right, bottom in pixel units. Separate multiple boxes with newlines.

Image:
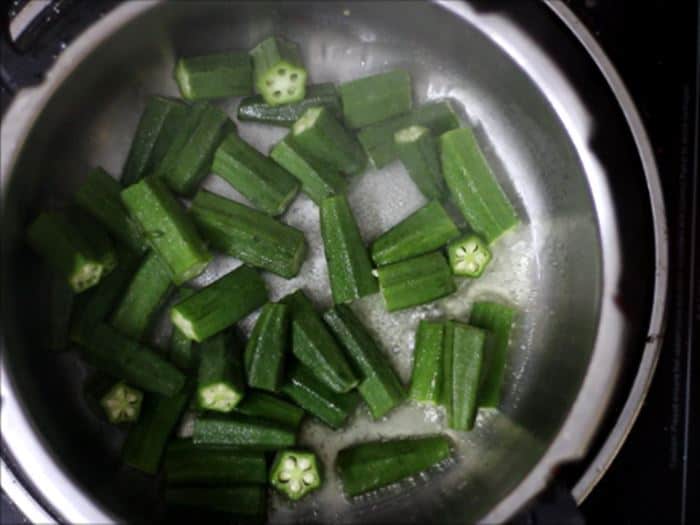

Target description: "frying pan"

left=0, top=1, right=667, bottom=523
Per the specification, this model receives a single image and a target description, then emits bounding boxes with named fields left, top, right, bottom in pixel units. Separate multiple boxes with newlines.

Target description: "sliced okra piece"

left=447, top=234, right=492, bottom=277
left=270, top=450, right=322, bottom=501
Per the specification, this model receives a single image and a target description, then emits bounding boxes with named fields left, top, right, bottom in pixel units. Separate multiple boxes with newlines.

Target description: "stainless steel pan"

left=0, top=1, right=667, bottom=523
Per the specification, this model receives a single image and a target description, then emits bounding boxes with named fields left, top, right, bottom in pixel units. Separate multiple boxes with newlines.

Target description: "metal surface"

left=0, top=1, right=666, bottom=523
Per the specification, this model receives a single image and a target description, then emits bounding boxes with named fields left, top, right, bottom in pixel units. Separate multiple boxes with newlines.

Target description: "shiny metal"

left=0, top=1, right=666, bottom=524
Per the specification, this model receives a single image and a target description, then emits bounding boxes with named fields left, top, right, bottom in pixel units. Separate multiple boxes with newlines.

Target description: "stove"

left=1, top=1, right=697, bottom=524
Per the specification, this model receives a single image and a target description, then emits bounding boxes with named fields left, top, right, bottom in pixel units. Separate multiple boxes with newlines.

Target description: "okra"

left=358, top=100, right=460, bottom=168
left=122, top=383, right=192, bottom=474
left=235, top=391, right=304, bottom=430
left=320, top=195, right=378, bottom=304
left=121, top=96, right=187, bottom=186
left=152, top=103, right=209, bottom=179
left=446, top=323, right=485, bottom=431
left=212, top=131, right=299, bottom=216
left=339, top=69, right=412, bottom=129
left=409, top=321, right=445, bottom=404
left=447, top=234, right=492, bottom=277
left=193, top=413, right=296, bottom=450
left=238, top=83, right=341, bottom=126
left=394, top=125, right=444, bottom=200
left=270, top=450, right=322, bottom=501
left=281, top=364, right=360, bottom=429
left=69, top=247, right=142, bottom=343
left=244, top=303, right=289, bottom=392
left=121, top=176, right=212, bottom=285
left=280, top=290, right=359, bottom=393
left=164, top=438, right=267, bottom=485
left=160, top=103, right=231, bottom=197
left=370, top=200, right=459, bottom=267
left=75, top=167, right=147, bottom=252
left=469, top=301, right=516, bottom=409
left=170, top=265, right=268, bottom=342
left=83, top=372, right=143, bottom=424
left=440, top=322, right=454, bottom=415
left=67, top=207, right=118, bottom=277
left=165, top=486, right=266, bottom=517
left=197, top=331, right=245, bottom=413
left=110, top=252, right=173, bottom=341
left=336, top=435, right=452, bottom=497
left=175, top=52, right=253, bottom=100
left=292, top=106, right=367, bottom=175
left=169, top=288, right=199, bottom=371
left=323, top=305, right=404, bottom=419
left=376, top=252, right=455, bottom=312
left=191, top=189, right=306, bottom=278
left=440, top=128, right=519, bottom=243
left=27, top=211, right=106, bottom=293
left=81, top=323, right=186, bottom=396
left=46, top=273, right=74, bottom=351
left=250, top=36, right=307, bottom=106
left=270, top=135, right=347, bottom=204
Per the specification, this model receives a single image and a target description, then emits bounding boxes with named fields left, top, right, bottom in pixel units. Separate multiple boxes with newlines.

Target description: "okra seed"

left=467, top=262, right=478, bottom=273
left=278, top=68, right=286, bottom=75
left=287, top=88, right=295, bottom=95
left=297, top=457, right=311, bottom=470
left=283, top=458, right=296, bottom=470
left=266, top=80, right=273, bottom=86
left=290, top=72, right=298, bottom=80
left=455, top=247, right=467, bottom=257
left=274, top=90, right=282, bottom=97
left=289, top=480, right=301, bottom=493
left=302, top=472, right=315, bottom=484
left=279, top=471, right=292, bottom=481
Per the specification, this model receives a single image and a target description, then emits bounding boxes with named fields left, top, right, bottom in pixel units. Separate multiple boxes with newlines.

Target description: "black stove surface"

left=1, top=1, right=698, bottom=524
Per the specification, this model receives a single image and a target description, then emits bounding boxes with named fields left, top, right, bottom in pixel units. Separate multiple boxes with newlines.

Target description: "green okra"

left=320, top=195, right=378, bottom=304
left=440, top=128, right=519, bottom=243
left=170, top=265, right=268, bottom=343
left=394, top=125, right=444, bottom=200
left=238, top=83, right=341, bottom=126
left=175, top=52, right=253, bottom=100
left=270, top=450, right=322, bottom=501
left=358, top=100, right=460, bottom=168
left=83, top=372, right=143, bottom=424
left=292, top=106, right=367, bottom=175
left=244, top=303, right=289, bottom=392
left=110, top=251, right=173, bottom=341
left=446, top=322, right=485, bottom=431
left=169, top=288, right=199, bottom=371
left=193, top=413, right=297, bottom=450
left=190, top=189, right=306, bottom=278
left=376, top=251, right=456, bottom=312
left=339, top=69, right=413, bottom=128
left=370, top=200, right=459, bottom=267
left=447, top=234, right=492, bottom=277
left=121, top=176, right=212, bottom=285
left=197, top=331, right=246, bottom=413
left=235, top=391, right=304, bottom=430
left=323, top=305, right=405, bottom=419
left=409, top=320, right=445, bottom=403
left=270, top=135, right=347, bottom=204
left=212, top=131, right=300, bottom=216
left=250, top=36, right=307, bottom=106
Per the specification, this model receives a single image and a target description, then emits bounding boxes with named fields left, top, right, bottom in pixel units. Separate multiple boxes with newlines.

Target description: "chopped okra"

left=447, top=234, right=492, bottom=277
left=271, top=450, right=321, bottom=501
left=100, top=382, right=143, bottom=424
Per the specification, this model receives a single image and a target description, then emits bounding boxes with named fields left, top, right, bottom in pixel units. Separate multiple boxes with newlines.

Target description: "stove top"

left=1, top=1, right=698, bottom=524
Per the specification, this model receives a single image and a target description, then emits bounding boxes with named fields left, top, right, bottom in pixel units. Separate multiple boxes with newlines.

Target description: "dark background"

left=1, top=0, right=698, bottom=524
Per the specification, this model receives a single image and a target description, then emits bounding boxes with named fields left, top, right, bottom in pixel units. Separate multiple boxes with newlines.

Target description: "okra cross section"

left=270, top=450, right=322, bottom=501
left=339, top=69, right=413, bottom=129
left=440, top=127, right=520, bottom=243
left=409, top=320, right=446, bottom=404
left=191, top=189, right=306, bottom=278
left=335, top=435, right=453, bottom=497
left=244, top=303, right=289, bottom=392
left=323, top=305, right=405, bottom=419
left=121, top=176, right=212, bottom=285
left=212, top=131, right=300, bottom=216
left=469, top=301, right=517, bottom=409
left=320, top=195, right=378, bottom=304
left=175, top=51, right=253, bottom=101
left=376, top=251, right=456, bottom=312
left=280, top=290, right=359, bottom=393
left=100, top=381, right=143, bottom=424
left=251, top=36, right=307, bottom=106
left=170, top=265, right=268, bottom=343
left=371, top=200, right=460, bottom=267
left=197, top=331, right=246, bottom=413
left=292, top=106, right=367, bottom=176
left=447, top=234, right=492, bottom=277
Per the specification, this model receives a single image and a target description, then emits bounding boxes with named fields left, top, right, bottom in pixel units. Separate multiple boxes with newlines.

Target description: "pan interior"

left=2, top=2, right=604, bottom=523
